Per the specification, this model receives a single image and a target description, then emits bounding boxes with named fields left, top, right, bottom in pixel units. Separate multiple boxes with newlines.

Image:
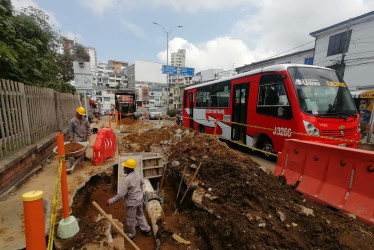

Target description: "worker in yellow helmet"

left=69, top=107, right=91, bottom=160
left=106, top=159, right=151, bottom=241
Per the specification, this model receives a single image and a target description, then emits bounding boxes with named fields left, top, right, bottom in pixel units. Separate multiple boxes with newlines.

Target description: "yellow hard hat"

left=95, top=102, right=98, bottom=105
left=76, top=107, right=86, bottom=116
left=122, top=159, right=137, bottom=169
left=112, top=103, right=115, bottom=106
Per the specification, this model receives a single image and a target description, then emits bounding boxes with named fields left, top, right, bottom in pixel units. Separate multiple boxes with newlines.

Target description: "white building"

left=236, top=49, right=314, bottom=74
left=171, top=49, right=186, bottom=67
left=123, top=60, right=167, bottom=89
left=91, top=61, right=128, bottom=112
left=192, top=68, right=238, bottom=84
left=123, top=60, right=167, bottom=108
left=85, top=47, right=97, bottom=74
left=310, top=11, right=374, bottom=88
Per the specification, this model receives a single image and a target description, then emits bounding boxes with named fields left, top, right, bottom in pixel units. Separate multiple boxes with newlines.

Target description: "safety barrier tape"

left=47, top=160, right=63, bottom=250
left=217, top=135, right=278, bottom=157
left=173, top=115, right=373, bottom=146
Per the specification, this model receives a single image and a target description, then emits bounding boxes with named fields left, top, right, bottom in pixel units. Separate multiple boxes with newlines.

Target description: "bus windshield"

left=288, top=67, right=357, bottom=118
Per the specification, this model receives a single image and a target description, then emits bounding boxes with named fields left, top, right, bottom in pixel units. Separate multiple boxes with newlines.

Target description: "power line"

left=260, top=40, right=315, bottom=61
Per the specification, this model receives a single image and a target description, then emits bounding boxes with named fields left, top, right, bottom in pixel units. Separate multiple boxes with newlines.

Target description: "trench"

left=52, top=162, right=205, bottom=249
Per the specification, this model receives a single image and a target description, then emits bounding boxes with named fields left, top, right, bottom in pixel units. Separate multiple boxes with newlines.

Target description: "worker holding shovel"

left=106, top=159, right=151, bottom=241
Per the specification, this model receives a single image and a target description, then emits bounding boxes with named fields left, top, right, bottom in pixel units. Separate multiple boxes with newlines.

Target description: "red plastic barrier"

left=273, top=139, right=306, bottom=185
left=275, top=139, right=374, bottom=225
left=342, top=157, right=374, bottom=225
left=295, top=144, right=330, bottom=206
left=93, top=127, right=117, bottom=165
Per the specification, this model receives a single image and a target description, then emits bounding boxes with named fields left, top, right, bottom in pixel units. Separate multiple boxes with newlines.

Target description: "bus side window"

left=257, top=79, right=292, bottom=119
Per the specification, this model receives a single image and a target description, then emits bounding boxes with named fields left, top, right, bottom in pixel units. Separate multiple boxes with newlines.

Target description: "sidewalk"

left=0, top=116, right=117, bottom=249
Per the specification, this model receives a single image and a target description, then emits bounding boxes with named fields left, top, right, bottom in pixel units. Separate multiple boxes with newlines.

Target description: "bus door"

left=232, top=83, right=249, bottom=143
left=189, top=92, right=194, bottom=129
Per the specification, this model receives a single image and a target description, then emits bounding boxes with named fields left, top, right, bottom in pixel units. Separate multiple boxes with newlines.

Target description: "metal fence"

left=0, top=79, right=89, bottom=157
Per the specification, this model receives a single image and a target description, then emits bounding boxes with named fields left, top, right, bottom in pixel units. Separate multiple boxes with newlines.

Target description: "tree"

left=0, top=3, right=76, bottom=94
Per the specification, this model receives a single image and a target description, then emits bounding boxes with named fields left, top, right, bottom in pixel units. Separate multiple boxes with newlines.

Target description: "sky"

left=11, top=0, right=374, bottom=72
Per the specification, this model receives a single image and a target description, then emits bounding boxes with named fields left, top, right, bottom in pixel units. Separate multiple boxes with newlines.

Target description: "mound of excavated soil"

left=119, top=124, right=191, bottom=152
left=157, top=132, right=374, bottom=249
left=54, top=126, right=374, bottom=250
left=64, top=142, right=84, bottom=153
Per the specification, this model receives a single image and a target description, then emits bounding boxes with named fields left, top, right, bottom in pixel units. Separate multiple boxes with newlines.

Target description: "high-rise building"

left=171, top=49, right=186, bottom=67
left=85, top=47, right=97, bottom=74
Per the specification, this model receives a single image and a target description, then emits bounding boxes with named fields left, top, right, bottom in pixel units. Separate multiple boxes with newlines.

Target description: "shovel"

left=173, top=162, right=202, bottom=214
left=173, top=165, right=187, bottom=214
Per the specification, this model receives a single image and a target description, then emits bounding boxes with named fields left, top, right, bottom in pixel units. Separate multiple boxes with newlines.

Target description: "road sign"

left=179, top=67, right=195, bottom=76
left=162, top=65, right=178, bottom=75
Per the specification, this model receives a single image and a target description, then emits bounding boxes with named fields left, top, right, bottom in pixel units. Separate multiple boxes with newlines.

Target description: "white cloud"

left=12, top=0, right=61, bottom=28
left=64, top=32, right=83, bottom=42
left=157, top=37, right=261, bottom=72
left=78, top=0, right=118, bottom=16
left=78, top=0, right=252, bottom=15
left=232, top=0, right=374, bottom=58
left=150, top=0, right=250, bottom=13
left=155, top=0, right=374, bottom=71
left=119, top=19, right=146, bottom=38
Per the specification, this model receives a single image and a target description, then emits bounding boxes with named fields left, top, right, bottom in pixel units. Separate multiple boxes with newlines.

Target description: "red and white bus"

left=182, top=64, right=360, bottom=156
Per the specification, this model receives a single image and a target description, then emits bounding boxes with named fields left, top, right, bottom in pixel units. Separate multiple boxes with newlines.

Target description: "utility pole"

left=152, top=22, right=182, bottom=112
left=340, top=18, right=352, bottom=78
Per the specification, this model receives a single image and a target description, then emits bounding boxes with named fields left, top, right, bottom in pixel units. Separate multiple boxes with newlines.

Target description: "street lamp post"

left=153, top=22, right=182, bottom=112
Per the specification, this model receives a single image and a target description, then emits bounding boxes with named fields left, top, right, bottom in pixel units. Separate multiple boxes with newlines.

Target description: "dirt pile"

left=118, top=119, right=155, bottom=133
left=64, top=142, right=84, bottom=153
left=119, top=124, right=191, bottom=152
left=157, top=132, right=374, bottom=249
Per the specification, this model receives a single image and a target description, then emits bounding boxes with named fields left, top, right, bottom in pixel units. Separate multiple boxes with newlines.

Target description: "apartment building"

left=310, top=11, right=374, bottom=87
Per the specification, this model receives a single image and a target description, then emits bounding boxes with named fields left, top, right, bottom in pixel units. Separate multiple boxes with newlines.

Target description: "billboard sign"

left=162, top=65, right=178, bottom=75
left=179, top=67, right=195, bottom=76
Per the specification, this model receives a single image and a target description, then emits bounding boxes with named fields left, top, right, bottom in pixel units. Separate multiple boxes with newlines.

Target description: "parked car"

left=148, top=108, right=163, bottom=120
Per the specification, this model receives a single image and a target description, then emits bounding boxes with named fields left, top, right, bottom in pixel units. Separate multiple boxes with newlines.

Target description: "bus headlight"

left=358, top=124, right=361, bottom=132
left=303, top=120, right=320, bottom=136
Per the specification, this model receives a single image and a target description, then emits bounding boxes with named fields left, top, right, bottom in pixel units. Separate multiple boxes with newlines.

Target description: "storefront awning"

left=350, top=89, right=374, bottom=98
left=360, top=89, right=374, bottom=98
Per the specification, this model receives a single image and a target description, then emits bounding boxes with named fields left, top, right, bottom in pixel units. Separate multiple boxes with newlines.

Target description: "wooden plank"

left=2, top=80, right=15, bottom=151
left=19, top=83, right=31, bottom=145
left=12, top=81, right=25, bottom=146
left=0, top=82, right=7, bottom=156
left=8, top=80, right=21, bottom=149
left=27, top=85, right=36, bottom=143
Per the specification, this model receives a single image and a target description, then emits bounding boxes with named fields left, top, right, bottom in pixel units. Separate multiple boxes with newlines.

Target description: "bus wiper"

left=333, top=111, right=357, bottom=118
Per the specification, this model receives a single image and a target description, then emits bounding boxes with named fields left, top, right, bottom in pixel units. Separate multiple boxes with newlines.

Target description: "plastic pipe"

left=22, top=190, right=46, bottom=250
left=115, top=110, right=119, bottom=129
left=56, top=134, right=70, bottom=219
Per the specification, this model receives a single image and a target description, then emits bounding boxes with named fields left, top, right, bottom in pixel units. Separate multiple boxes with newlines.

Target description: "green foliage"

left=71, top=43, right=90, bottom=62
left=0, top=3, right=77, bottom=94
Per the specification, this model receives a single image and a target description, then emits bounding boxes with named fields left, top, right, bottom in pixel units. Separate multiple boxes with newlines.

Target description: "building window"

left=304, top=57, right=314, bottom=65
left=327, top=30, right=352, bottom=56
left=104, top=97, right=110, bottom=101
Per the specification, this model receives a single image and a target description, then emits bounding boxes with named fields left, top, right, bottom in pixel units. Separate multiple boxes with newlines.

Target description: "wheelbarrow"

left=53, top=141, right=89, bottom=173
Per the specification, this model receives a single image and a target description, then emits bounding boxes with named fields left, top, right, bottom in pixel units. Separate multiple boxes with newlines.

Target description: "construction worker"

left=69, top=107, right=91, bottom=160
left=111, top=103, right=115, bottom=120
left=106, top=159, right=151, bottom=241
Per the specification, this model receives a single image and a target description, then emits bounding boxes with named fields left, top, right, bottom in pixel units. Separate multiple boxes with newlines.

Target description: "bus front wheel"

left=262, top=140, right=275, bottom=160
